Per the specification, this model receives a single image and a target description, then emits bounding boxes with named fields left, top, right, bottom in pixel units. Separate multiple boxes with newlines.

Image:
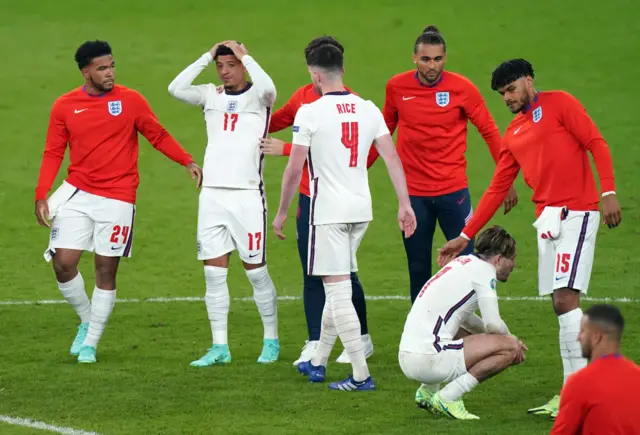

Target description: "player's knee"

left=94, top=259, right=119, bottom=289
left=552, top=288, right=580, bottom=315
left=52, top=260, right=77, bottom=282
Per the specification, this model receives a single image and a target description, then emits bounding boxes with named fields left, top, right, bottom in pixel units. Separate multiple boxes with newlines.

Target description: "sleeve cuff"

left=240, top=55, right=254, bottom=66
left=203, top=52, right=213, bottom=63
left=460, top=232, right=471, bottom=241
left=602, top=191, right=616, bottom=197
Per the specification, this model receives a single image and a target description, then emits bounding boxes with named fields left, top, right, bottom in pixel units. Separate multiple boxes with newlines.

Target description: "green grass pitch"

left=1, top=0, right=639, bottom=433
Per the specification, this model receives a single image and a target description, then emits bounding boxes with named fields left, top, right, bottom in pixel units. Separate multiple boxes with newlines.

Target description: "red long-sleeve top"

left=463, top=91, right=616, bottom=239
left=35, top=85, right=194, bottom=204
left=269, top=84, right=378, bottom=196
left=371, top=70, right=503, bottom=196
left=551, top=355, right=640, bottom=435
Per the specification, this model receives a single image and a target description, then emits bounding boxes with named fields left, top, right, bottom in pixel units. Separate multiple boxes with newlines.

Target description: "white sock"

left=559, top=308, right=587, bottom=383
left=204, top=266, right=230, bottom=345
left=327, top=280, right=369, bottom=382
left=439, top=373, right=479, bottom=402
left=83, top=287, right=116, bottom=349
left=57, top=272, right=91, bottom=323
left=245, top=265, right=278, bottom=340
left=311, top=302, right=338, bottom=367
left=421, top=383, right=441, bottom=393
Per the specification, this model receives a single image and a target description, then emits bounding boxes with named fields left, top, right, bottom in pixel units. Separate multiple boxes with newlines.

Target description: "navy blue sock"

left=350, top=272, right=368, bottom=335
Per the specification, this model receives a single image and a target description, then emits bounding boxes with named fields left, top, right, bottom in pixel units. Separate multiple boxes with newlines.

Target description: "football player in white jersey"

left=273, top=44, right=416, bottom=391
left=399, top=226, right=527, bottom=419
left=168, top=41, right=279, bottom=366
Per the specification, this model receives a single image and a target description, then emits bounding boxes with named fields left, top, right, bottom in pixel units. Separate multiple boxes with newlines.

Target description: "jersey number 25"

left=341, top=122, right=359, bottom=167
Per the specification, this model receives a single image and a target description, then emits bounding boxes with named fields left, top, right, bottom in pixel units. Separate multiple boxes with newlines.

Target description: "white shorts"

left=308, top=222, right=368, bottom=276
left=197, top=187, right=266, bottom=264
left=536, top=209, right=599, bottom=296
left=398, top=347, right=467, bottom=385
left=46, top=188, right=136, bottom=261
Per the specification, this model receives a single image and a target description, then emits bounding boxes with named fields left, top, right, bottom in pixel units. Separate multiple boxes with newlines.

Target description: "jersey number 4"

left=224, top=113, right=239, bottom=131
left=341, top=122, right=359, bottom=167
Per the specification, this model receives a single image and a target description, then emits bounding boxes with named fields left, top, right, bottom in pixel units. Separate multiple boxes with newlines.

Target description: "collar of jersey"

left=82, top=85, right=108, bottom=98
left=414, top=70, right=444, bottom=88
left=323, top=91, right=351, bottom=96
left=521, top=93, right=540, bottom=114
left=225, top=82, right=253, bottom=96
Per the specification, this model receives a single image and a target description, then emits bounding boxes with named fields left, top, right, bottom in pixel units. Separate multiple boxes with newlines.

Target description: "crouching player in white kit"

left=399, top=226, right=527, bottom=419
left=273, top=44, right=416, bottom=391
left=168, top=41, right=279, bottom=366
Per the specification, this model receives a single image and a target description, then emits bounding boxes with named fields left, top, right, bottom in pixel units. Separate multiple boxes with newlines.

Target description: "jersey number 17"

left=341, top=122, right=359, bottom=167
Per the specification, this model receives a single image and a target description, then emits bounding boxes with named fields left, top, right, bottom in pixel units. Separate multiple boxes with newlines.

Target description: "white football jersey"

left=399, top=255, right=502, bottom=354
left=292, top=92, right=389, bottom=225
left=168, top=53, right=276, bottom=190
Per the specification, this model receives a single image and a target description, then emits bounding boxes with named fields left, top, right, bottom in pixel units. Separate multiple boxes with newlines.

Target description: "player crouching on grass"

left=399, top=226, right=527, bottom=419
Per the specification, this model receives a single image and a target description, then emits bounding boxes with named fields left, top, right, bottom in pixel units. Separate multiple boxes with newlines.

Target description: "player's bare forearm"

left=375, top=134, right=410, bottom=204
left=277, top=166, right=302, bottom=216
left=277, top=144, right=308, bottom=215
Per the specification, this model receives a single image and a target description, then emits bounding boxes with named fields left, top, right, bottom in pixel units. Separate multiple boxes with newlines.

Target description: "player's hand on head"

left=221, top=40, right=248, bottom=59
left=398, top=203, right=417, bottom=238
left=186, top=162, right=203, bottom=188
left=437, top=236, right=469, bottom=267
left=272, top=212, right=287, bottom=240
left=259, top=137, right=285, bottom=156
left=503, top=186, right=518, bottom=215
left=34, top=200, right=50, bottom=228
left=209, top=42, right=224, bottom=58
left=601, top=194, right=622, bottom=229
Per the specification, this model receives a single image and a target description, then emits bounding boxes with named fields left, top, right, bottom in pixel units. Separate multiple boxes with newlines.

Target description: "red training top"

left=373, top=70, right=502, bottom=196
left=463, top=91, right=616, bottom=238
left=269, top=84, right=378, bottom=197
left=35, top=85, right=194, bottom=204
left=551, top=355, right=640, bottom=435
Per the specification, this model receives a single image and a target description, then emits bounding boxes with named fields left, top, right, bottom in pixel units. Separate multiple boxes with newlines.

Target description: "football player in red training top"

left=551, top=304, right=640, bottom=433
left=438, top=58, right=622, bottom=417
left=259, top=36, right=378, bottom=367
left=34, top=40, right=202, bottom=364
left=372, top=26, right=518, bottom=306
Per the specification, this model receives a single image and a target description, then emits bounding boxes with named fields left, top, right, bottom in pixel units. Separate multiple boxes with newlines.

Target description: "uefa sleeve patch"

left=489, top=278, right=497, bottom=291
left=292, top=126, right=300, bottom=133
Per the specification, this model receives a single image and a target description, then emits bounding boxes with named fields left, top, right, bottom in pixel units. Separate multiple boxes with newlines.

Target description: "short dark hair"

left=491, top=58, right=535, bottom=91
left=414, top=25, right=446, bottom=53
left=306, top=44, right=343, bottom=72
left=214, top=45, right=235, bottom=60
left=584, top=304, right=625, bottom=341
left=475, top=226, right=516, bottom=260
left=74, top=40, right=112, bottom=70
left=305, top=36, right=344, bottom=65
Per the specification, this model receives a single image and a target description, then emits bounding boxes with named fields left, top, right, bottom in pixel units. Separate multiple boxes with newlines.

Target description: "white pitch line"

left=0, top=294, right=639, bottom=306
left=0, top=415, right=102, bottom=435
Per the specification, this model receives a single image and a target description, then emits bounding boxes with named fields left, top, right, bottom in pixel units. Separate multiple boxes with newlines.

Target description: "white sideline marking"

left=0, top=415, right=102, bottom=435
left=0, top=294, right=638, bottom=306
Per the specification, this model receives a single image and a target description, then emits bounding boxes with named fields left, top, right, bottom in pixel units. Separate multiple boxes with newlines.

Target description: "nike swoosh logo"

left=513, top=126, right=522, bottom=135
left=111, top=246, right=120, bottom=251
left=249, top=253, right=260, bottom=258
left=75, top=109, right=88, bottom=114
left=555, top=276, right=565, bottom=281
left=402, top=96, right=416, bottom=101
